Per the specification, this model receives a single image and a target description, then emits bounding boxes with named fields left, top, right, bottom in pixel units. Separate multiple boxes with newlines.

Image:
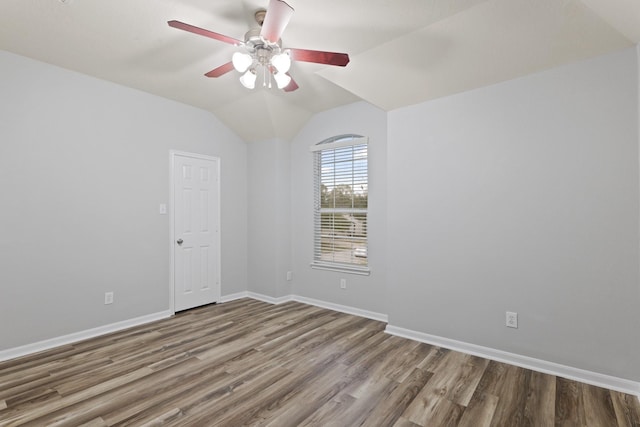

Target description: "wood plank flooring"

left=1, top=298, right=639, bottom=426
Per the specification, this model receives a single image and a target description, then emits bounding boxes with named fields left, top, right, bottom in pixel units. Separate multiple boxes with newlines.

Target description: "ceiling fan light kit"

left=271, top=52, right=291, bottom=74
left=239, top=69, right=257, bottom=89
left=168, top=0, right=350, bottom=92
left=273, top=71, right=291, bottom=89
left=232, top=52, right=252, bottom=73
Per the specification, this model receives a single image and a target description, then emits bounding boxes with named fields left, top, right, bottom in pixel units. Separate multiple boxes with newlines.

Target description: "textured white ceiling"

left=0, top=0, right=637, bottom=142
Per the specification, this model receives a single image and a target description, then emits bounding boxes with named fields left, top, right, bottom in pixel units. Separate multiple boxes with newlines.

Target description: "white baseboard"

left=291, top=295, right=388, bottom=323
left=3, top=293, right=637, bottom=401
left=223, top=291, right=388, bottom=323
left=219, top=291, right=249, bottom=303
left=0, top=310, right=172, bottom=363
left=221, top=291, right=292, bottom=305
left=223, top=291, right=638, bottom=398
left=385, top=325, right=640, bottom=398
left=247, top=292, right=294, bottom=305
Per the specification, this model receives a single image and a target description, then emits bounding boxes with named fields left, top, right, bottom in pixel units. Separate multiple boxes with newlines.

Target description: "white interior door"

left=172, top=152, right=220, bottom=312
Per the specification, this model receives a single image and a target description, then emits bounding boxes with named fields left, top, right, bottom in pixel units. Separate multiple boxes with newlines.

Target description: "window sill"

left=310, top=262, right=370, bottom=276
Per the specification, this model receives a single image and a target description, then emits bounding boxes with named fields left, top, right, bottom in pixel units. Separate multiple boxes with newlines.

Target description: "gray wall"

left=387, top=47, right=640, bottom=381
left=0, top=51, right=248, bottom=350
left=247, top=138, right=292, bottom=298
left=2, top=44, right=639, bottom=384
left=290, top=102, right=388, bottom=315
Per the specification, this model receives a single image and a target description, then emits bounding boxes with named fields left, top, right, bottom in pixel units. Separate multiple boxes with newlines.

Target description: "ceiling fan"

left=168, top=0, right=350, bottom=92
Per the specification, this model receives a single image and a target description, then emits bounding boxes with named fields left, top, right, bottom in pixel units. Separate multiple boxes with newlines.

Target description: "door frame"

left=169, top=150, right=221, bottom=314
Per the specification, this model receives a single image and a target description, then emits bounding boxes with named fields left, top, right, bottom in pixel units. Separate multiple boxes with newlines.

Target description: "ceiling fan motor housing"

left=244, top=28, right=282, bottom=55
left=242, top=27, right=286, bottom=71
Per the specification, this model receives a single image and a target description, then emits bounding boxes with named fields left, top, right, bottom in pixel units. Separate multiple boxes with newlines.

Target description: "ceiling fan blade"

left=283, top=74, right=299, bottom=92
left=288, top=48, right=350, bottom=67
left=205, top=62, right=235, bottom=78
left=260, top=0, right=294, bottom=43
left=168, top=20, right=242, bottom=45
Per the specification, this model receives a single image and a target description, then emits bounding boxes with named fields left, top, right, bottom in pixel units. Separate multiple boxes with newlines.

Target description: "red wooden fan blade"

left=205, top=62, right=235, bottom=78
left=283, top=74, right=299, bottom=92
left=289, top=48, right=350, bottom=67
left=260, top=0, right=294, bottom=43
left=168, top=20, right=242, bottom=45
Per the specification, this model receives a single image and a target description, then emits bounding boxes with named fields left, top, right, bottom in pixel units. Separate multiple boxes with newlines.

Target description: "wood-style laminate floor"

left=1, top=299, right=639, bottom=426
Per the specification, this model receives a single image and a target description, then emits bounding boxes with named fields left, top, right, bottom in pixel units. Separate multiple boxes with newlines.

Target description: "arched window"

left=309, top=134, right=369, bottom=274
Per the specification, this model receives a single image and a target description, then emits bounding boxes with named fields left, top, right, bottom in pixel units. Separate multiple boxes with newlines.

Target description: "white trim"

left=308, top=136, right=368, bottom=152
left=0, top=310, right=172, bottom=363
left=223, top=291, right=388, bottom=322
left=310, top=262, right=371, bottom=276
left=169, top=150, right=221, bottom=314
left=4, top=290, right=637, bottom=400
left=220, top=291, right=292, bottom=305
left=385, top=325, right=640, bottom=398
left=292, top=295, right=388, bottom=322
left=637, top=43, right=640, bottom=317
left=220, top=291, right=249, bottom=303
left=635, top=43, right=640, bottom=405
left=169, top=151, right=176, bottom=314
left=247, top=292, right=294, bottom=305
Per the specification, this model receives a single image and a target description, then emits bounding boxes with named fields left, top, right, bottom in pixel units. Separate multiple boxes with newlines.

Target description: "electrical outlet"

left=506, top=311, right=518, bottom=328
left=286, top=271, right=292, bottom=281
left=105, top=292, right=114, bottom=305
left=340, top=278, right=347, bottom=289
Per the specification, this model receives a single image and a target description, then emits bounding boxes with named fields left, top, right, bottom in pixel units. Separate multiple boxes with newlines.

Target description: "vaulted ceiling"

left=1, top=0, right=638, bottom=142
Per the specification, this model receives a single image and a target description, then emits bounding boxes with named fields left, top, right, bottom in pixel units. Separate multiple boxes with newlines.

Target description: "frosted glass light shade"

left=239, top=69, right=257, bottom=89
left=232, top=52, right=253, bottom=73
left=271, top=52, right=291, bottom=73
left=273, top=72, right=291, bottom=89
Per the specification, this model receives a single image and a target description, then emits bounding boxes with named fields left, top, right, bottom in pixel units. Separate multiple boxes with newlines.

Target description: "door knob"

left=177, top=238, right=183, bottom=245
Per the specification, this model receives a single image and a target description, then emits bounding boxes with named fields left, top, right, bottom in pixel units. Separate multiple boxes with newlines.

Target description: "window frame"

left=309, top=134, right=370, bottom=275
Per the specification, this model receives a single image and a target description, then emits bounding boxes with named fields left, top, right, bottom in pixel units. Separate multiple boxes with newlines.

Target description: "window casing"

left=310, top=135, right=369, bottom=275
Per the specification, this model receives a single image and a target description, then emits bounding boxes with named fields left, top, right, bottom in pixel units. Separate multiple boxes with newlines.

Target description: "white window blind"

left=311, top=135, right=369, bottom=274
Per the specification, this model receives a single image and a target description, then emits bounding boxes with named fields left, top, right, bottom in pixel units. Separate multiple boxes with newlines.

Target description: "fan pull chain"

left=262, top=65, right=267, bottom=88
